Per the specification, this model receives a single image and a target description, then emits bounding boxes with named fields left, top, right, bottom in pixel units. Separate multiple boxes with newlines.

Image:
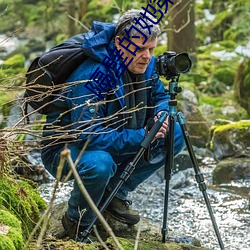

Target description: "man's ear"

left=114, top=36, right=120, bottom=48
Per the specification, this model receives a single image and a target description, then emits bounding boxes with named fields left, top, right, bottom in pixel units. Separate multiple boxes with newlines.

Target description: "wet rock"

left=213, top=157, right=250, bottom=184
left=209, top=119, right=250, bottom=160
left=179, top=100, right=211, bottom=148
left=170, top=168, right=193, bottom=189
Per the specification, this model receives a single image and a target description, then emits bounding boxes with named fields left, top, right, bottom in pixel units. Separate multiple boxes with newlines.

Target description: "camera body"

left=156, top=51, right=192, bottom=79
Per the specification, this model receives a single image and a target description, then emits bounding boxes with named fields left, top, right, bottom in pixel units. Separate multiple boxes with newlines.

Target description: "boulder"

left=213, top=157, right=250, bottom=184
left=209, top=120, right=250, bottom=160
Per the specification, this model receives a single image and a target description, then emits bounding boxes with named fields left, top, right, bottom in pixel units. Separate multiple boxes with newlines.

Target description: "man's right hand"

left=154, top=112, right=169, bottom=139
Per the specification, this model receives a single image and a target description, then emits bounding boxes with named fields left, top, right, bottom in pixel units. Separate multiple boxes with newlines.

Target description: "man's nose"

left=142, top=50, right=151, bottom=60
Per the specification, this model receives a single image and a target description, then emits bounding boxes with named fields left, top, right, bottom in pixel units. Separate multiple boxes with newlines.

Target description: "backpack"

left=24, top=34, right=87, bottom=115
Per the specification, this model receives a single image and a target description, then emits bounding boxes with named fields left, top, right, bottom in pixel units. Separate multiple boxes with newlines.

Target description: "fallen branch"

left=62, top=148, right=124, bottom=250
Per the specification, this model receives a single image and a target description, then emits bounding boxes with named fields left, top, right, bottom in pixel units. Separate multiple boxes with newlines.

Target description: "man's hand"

left=154, top=111, right=169, bottom=139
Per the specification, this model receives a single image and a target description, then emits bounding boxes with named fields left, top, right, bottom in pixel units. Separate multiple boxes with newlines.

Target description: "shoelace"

left=123, top=199, right=132, bottom=209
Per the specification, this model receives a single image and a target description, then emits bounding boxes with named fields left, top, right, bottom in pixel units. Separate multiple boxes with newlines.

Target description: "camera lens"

left=174, top=53, right=192, bottom=73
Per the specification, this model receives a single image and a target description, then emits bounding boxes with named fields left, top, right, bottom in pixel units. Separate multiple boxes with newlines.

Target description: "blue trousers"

left=41, top=123, right=185, bottom=226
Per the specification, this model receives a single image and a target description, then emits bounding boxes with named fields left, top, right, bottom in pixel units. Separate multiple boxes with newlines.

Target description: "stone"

left=213, top=157, right=250, bottom=184
left=209, top=120, right=250, bottom=160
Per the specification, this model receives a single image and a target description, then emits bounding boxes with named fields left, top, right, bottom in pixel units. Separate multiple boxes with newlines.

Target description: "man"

left=41, top=9, right=185, bottom=241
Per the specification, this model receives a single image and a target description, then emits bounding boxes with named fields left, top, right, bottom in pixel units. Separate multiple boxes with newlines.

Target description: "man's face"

left=115, top=36, right=157, bottom=75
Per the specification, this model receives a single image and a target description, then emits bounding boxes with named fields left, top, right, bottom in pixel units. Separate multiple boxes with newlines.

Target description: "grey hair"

left=115, top=9, right=161, bottom=40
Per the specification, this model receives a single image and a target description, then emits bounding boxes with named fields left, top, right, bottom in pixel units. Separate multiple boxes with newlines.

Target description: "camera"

left=156, top=51, right=192, bottom=79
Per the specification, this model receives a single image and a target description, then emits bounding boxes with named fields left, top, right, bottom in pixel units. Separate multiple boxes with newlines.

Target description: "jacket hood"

left=82, top=21, right=116, bottom=62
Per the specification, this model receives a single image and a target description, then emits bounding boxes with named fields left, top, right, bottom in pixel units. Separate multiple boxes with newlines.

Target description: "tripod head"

left=168, top=76, right=182, bottom=100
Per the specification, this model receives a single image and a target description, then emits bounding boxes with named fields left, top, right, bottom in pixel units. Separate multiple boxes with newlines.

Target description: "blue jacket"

left=44, top=21, right=170, bottom=156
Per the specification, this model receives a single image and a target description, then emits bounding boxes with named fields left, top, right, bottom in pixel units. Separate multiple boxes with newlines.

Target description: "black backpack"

left=24, top=34, right=87, bottom=115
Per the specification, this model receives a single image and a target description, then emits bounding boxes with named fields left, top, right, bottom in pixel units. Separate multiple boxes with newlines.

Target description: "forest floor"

left=28, top=202, right=211, bottom=250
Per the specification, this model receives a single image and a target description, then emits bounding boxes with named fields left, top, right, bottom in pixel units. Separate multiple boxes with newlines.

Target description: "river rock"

left=213, top=157, right=250, bottom=184
left=179, top=100, right=211, bottom=148
left=209, top=119, right=250, bottom=160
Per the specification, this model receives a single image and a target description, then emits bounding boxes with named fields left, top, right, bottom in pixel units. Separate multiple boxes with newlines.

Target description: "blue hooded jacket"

left=43, top=21, right=170, bottom=156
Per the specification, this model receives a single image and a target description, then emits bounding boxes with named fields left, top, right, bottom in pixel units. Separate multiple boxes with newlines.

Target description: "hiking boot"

left=61, top=213, right=97, bottom=243
left=105, top=196, right=140, bottom=225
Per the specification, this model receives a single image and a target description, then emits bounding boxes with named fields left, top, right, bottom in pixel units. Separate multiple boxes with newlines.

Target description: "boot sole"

left=105, top=210, right=140, bottom=225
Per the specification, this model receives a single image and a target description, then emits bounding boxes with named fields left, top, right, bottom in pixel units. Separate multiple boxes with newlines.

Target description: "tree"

left=167, top=0, right=196, bottom=62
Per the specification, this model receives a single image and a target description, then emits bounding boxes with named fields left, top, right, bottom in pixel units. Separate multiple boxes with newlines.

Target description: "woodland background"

left=0, top=0, right=250, bottom=124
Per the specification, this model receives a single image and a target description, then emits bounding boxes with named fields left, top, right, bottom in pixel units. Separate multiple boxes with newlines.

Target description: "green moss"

left=0, top=209, right=24, bottom=249
left=0, top=235, right=16, bottom=250
left=199, top=95, right=224, bottom=107
left=106, top=237, right=207, bottom=250
left=213, top=120, right=250, bottom=133
left=209, top=120, right=250, bottom=150
left=0, top=175, right=47, bottom=239
left=7, top=228, right=24, bottom=249
left=213, top=67, right=235, bottom=86
left=1, top=54, right=25, bottom=69
left=0, top=209, right=21, bottom=229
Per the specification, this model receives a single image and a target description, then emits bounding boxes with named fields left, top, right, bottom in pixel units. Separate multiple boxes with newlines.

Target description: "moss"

left=0, top=209, right=24, bottom=249
left=213, top=67, right=235, bottom=86
left=0, top=175, right=47, bottom=239
left=106, top=237, right=208, bottom=250
left=209, top=120, right=250, bottom=151
left=199, top=95, right=224, bottom=107
left=7, top=228, right=24, bottom=249
left=1, top=54, right=25, bottom=69
left=213, top=120, right=250, bottom=133
left=0, top=235, right=16, bottom=250
left=0, top=209, right=21, bottom=229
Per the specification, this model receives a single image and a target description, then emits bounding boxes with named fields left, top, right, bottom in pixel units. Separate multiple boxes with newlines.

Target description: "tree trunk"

left=67, top=0, right=77, bottom=36
left=167, top=0, right=196, bottom=63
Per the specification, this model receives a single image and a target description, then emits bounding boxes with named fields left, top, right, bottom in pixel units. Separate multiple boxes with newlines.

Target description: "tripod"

left=162, top=77, right=225, bottom=249
left=82, top=77, right=225, bottom=249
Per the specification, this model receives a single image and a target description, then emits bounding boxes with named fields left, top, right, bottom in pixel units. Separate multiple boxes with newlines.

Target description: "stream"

left=38, top=155, right=250, bottom=250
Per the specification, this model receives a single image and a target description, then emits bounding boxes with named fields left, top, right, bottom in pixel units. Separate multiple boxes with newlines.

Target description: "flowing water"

left=38, top=156, right=250, bottom=250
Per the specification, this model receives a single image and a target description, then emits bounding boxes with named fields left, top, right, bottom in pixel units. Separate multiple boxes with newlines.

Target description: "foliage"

left=0, top=174, right=47, bottom=238
left=0, top=209, right=24, bottom=250
left=196, top=0, right=250, bottom=46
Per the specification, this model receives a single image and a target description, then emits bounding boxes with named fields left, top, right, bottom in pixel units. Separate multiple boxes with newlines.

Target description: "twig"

left=61, top=148, right=124, bottom=250
left=68, top=14, right=90, bottom=31
left=134, top=220, right=142, bottom=250
left=93, top=225, right=110, bottom=250
left=22, top=154, right=65, bottom=249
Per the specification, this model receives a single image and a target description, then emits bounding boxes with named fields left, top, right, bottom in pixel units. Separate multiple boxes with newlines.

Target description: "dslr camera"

left=156, top=51, right=192, bottom=79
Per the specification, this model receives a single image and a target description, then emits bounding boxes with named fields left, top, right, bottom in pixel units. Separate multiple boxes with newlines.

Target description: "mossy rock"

left=0, top=174, right=47, bottom=239
left=209, top=120, right=250, bottom=160
left=107, top=237, right=210, bottom=250
left=213, top=157, right=250, bottom=184
left=199, top=92, right=248, bottom=122
left=0, top=209, right=24, bottom=250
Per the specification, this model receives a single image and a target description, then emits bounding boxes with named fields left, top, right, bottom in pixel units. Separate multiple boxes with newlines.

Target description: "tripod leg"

left=177, top=112, right=225, bottom=250
left=162, top=114, right=175, bottom=243
left=81, top=112, right=168, bottom=240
